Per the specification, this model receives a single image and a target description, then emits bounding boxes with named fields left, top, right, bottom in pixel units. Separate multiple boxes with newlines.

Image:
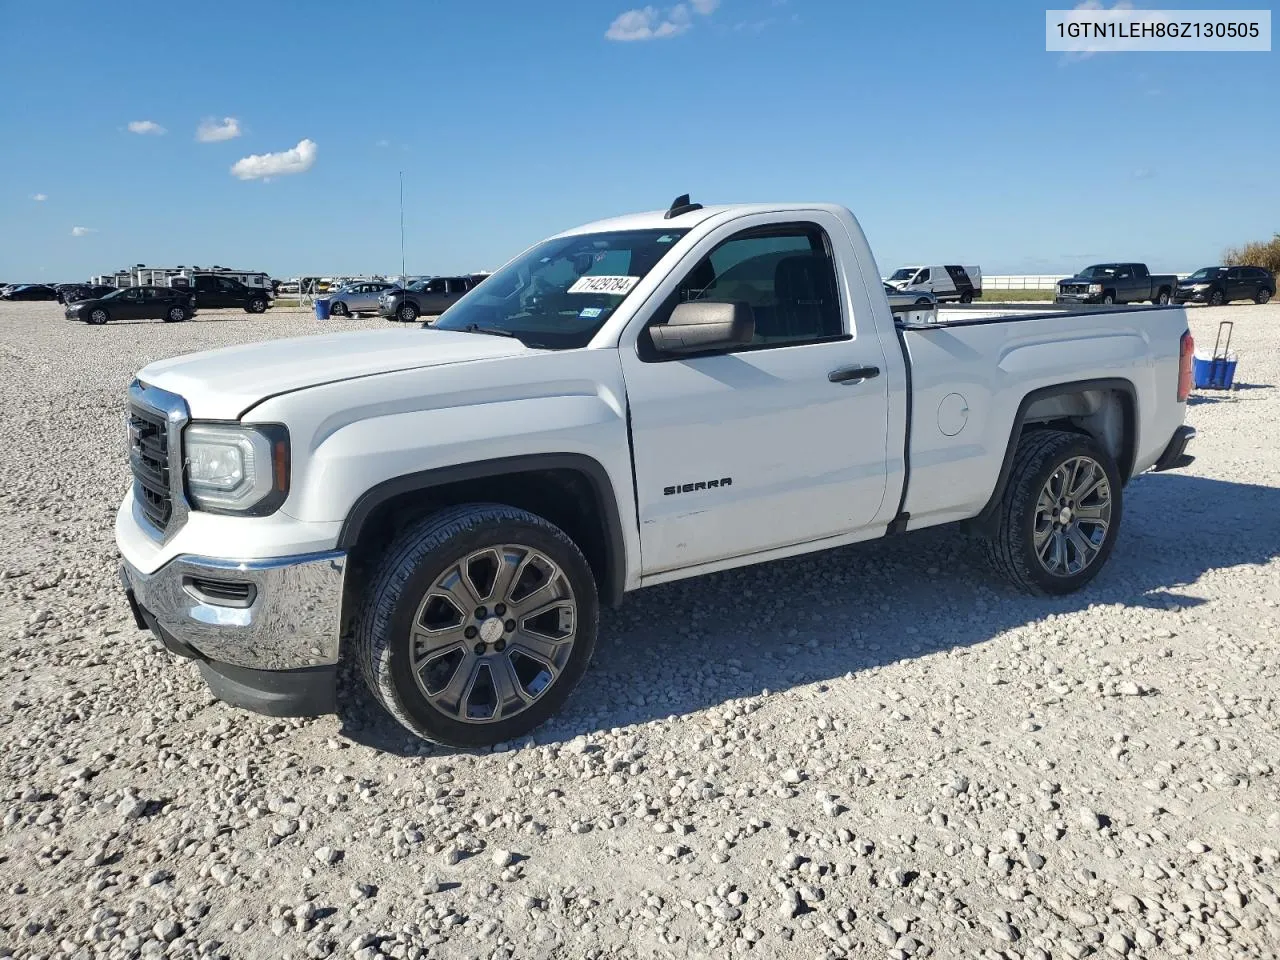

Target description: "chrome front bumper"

left=120, top=551, right=347, bottom=671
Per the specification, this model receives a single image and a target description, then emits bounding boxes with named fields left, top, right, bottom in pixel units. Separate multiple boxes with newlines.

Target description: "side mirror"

left=649, top=301, right=754, bottom=354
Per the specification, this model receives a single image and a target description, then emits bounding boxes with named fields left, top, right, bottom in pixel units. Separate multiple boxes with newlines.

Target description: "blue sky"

left=1, top=0, right=1275, bottom=281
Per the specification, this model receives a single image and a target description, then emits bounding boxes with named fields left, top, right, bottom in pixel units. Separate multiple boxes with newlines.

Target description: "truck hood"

left=138, top=328, right=531, bottom=419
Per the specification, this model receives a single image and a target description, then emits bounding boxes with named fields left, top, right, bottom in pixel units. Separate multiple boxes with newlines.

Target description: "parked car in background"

left=378, top=275, right=477, bottom=322
left=883, top=282, right=937, bottom=307
left=57, top=283, right=116, bottom=304
left=1175, top=266, right=1274, bottom=306
left=2, top=284, right=60, bottom=301
left=328, top=281, right=399, bottom=316
left=170, top=274, right=271, bottom=313
left=67, top=286, right=196, bottom=325
left=1056, top=263, right=1177, bottom=306
left=886, top=265, right=982, bottom=303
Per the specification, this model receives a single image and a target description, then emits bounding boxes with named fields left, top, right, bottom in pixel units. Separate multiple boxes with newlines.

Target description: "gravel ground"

left=1, top=301, right=1278, bottom=960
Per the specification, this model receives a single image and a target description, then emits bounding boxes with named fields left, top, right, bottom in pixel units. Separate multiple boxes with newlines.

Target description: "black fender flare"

left=337, top=453, right=628, bottom=605
left=971, top=377, right=1137, bottom=532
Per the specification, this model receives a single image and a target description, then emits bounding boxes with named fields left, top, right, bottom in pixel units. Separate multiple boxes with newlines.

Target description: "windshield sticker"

left=578, top=307, right=604, bottom=319
left=656, top=234, right=676, bottom=243
left=568, top=275, right=640, bottom=295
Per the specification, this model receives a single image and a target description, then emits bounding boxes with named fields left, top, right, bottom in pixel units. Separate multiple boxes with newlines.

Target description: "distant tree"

left=1223, top=233, right=1280, bottom=275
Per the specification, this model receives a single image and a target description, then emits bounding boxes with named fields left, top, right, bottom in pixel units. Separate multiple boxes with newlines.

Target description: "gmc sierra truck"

left=117, top=196, right=1197, bottom=747
left=1056, top=263, right=1179, bottom=306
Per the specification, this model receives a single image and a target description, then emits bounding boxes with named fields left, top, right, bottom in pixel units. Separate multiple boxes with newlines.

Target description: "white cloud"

left=376, top=138, right=390, bottom=148
left=127, top=120, right=166, bottom=135
left=32, top=193, right=47, bottom=201
left=230, top=138, right=317, bottom=181
left=196, top=116, right=242, bottom=142
left=71, top=226, right=96, bottom=237
left=606, top=0, right=717, bottom=40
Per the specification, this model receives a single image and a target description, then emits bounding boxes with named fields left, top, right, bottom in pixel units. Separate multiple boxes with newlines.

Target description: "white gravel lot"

left=1, top=301, right=1278, bottom=960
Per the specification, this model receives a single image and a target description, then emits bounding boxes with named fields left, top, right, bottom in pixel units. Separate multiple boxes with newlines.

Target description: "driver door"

left=619, top=215, right=891, bottom=576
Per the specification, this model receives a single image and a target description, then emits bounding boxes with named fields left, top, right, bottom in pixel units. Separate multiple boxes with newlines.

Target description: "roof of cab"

left=554, top=203, right=851, bottom=238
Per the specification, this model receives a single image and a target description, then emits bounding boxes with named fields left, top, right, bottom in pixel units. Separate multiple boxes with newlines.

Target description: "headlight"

left=1190, top=283, right=1209, bottom=290
left=184, top=423, right=289, bottom=514
left=1088, top=283, right=1102, bottom=294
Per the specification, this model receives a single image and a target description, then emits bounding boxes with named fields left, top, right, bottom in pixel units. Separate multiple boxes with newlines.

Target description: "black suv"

left=378, top=275, right=479, bottom=322
left=1175, top=266, right=1274, bottom=306
left=67, top=286, right=197, bottom=325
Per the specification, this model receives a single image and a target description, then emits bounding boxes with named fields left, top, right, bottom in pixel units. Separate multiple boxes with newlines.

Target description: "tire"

left=1101, top=293, right=1115, bottom=306
left=1154, top=290, right=1170, bottom=306
left=164, top=305, right=188, bottom=323
left=246, top=298, right=268, bottom=314
left=1209, top=290, right=1225, bottom=307
left=981, top=429, right=1122, bottom=596
left=396, top=301, right=418, bottom=323
left=329, top=300, right=348, bottom=317
left=354, top=504, right=599, bottom=747
left=1257, top=288, right=1272, bottom=305
left=959, top=291, right=974, bottom=304
left=87, top=308, right=109, bottom=326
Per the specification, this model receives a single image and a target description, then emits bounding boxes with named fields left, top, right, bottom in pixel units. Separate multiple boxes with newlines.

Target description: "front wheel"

left=396, top=302, right=419, bottom=322
left=329, top=300, right=348, bottom=317
left=87, top=308, right=109, bottom=325
left=1101, top=293, right=1115, bottom=306
left=1209, top=290, right=1225, bottom=306
left=982, top=429, right=1122, bottom=595
left=354, top=504, right=599, bottom=747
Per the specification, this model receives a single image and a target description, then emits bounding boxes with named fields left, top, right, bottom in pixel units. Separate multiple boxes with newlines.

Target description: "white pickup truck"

left=117, top=196, right=1197, bottom=746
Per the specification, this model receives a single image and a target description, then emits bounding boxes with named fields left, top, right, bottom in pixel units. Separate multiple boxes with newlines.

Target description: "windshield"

left=888, top=268, right=918, bottom=282
left=102, top=288, right=127, bottom=299
left=433, top=228, right=688, bottom=349
left=1186, top=268, right=1218, bottom=281
left=1079, top=264, right=1120, bottom=279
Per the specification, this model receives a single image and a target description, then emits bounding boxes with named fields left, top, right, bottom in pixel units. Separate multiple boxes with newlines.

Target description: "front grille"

left=1060, top=284, right=1088, bottom=296
left=128, top=404, right=172, bottom=530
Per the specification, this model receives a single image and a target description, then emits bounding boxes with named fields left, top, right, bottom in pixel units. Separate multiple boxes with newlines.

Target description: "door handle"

left=828, top=364, right=880, bottom=384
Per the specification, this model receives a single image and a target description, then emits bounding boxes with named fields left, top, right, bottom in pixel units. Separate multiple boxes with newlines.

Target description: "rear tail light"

left=1177, top=330, right=1194, bottom=402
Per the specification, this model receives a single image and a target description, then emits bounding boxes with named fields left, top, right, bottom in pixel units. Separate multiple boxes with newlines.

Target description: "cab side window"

left=644, top=224, right=844, bottom=357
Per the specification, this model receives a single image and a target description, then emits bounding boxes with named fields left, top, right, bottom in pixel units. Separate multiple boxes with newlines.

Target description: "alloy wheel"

left=410, top=545, right=577, bottom=724
left=1033, top=455, right=1112, bottom=577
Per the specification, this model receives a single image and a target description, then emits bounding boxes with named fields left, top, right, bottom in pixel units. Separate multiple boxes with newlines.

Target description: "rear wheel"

left=1154, top=290, right=1171, bottom=306
left=164, top=305, right=188, bottom=323
left=246, top=297, right=268, bottom=314
left=1257, top=288, right=1272, bottom=305
left=397, top=301, right=419, bottom=323
left=87, top=308, right=109, bottom=326
left=982, top=429, right=1122, bottom=595
left=959, top=291, right=974, bottom=304
left=354, top=504, right=599, bottom=746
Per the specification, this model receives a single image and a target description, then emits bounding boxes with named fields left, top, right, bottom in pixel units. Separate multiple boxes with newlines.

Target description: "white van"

left=886, top=264, right=982, bottom=303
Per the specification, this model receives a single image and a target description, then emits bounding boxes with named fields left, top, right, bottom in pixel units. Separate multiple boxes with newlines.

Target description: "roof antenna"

left=665, top=193, right=703, bottom=219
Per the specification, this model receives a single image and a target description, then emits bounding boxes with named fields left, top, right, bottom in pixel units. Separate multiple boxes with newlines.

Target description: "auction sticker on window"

left=568, top=275, right=640, bottom=295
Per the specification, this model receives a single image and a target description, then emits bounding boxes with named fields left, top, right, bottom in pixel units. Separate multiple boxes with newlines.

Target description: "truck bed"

left=892, top=303, right=1189, bottom=531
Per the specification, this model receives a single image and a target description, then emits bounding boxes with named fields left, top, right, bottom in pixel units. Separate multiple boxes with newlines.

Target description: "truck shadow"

left=336, top=472, right=1280, bottom=755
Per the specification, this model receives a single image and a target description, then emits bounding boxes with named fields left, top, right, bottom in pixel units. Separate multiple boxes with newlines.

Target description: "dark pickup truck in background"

left=171, top=273, right=271, bottom=313
left=1056, top=263, right=1178, bottom=306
